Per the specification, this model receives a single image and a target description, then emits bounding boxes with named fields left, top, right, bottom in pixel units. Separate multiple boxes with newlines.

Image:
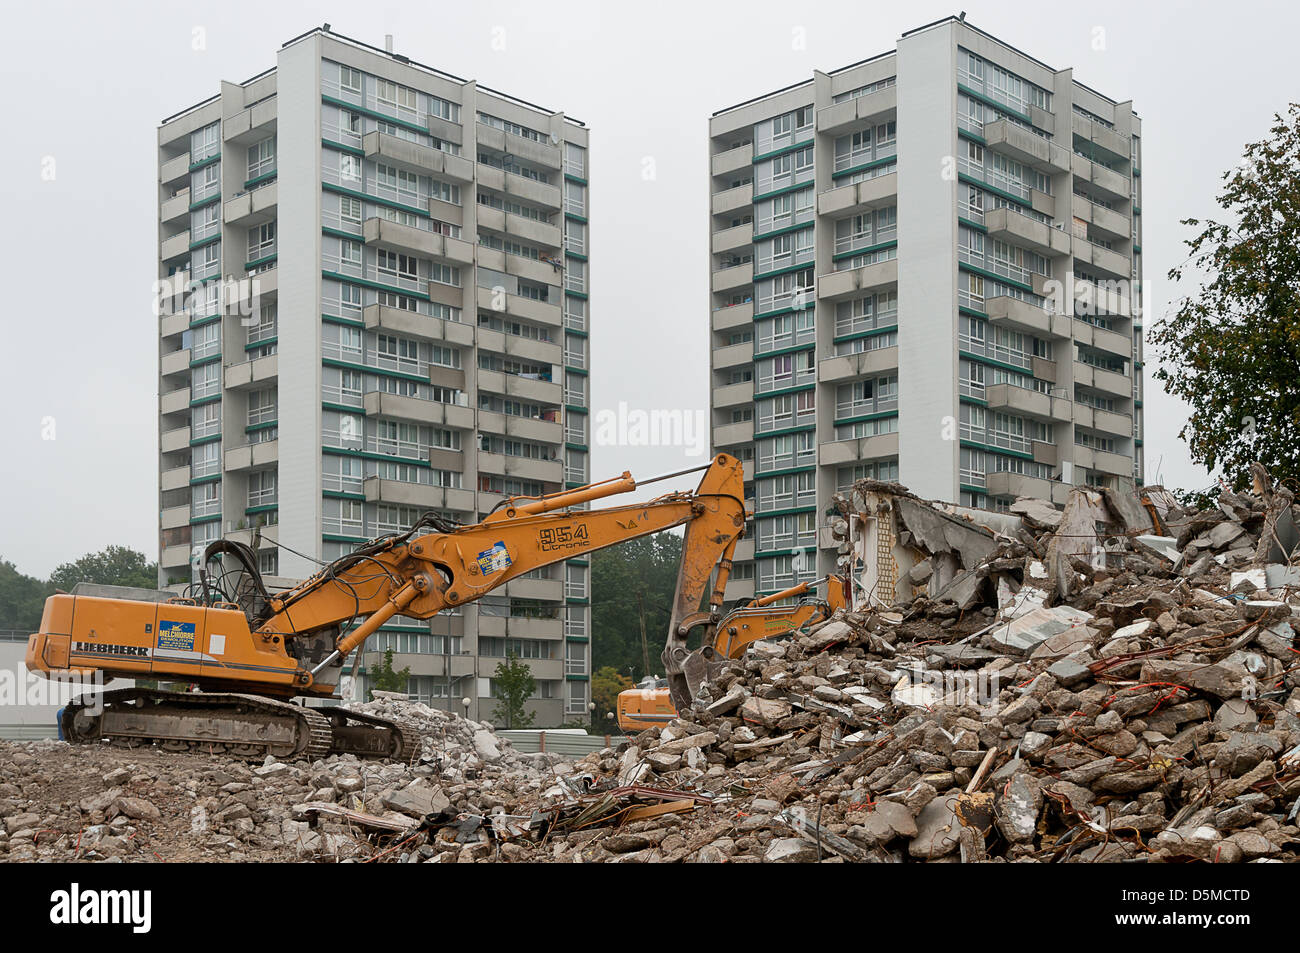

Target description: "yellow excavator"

left=615, top=573, right=850, bottom=731
left=26, top=454, right=747, bottom=759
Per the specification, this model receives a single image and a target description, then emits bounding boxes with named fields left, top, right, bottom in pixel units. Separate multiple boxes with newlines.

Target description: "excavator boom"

left=26, top=454, right=747, bottom=759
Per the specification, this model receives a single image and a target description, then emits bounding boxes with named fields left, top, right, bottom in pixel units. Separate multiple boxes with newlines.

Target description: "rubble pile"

left=0, top=697, right=577, bottom=863
left=514, top=469, right=1300, bottom=863
left=3, top=469, right=1299, bottom=863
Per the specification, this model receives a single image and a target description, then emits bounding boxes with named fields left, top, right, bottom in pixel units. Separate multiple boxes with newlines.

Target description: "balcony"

left=985, top=207, right=1071, bottom=258
left=224, top=440, right=278, bottom=473
left=817, top=259, right=897, bottom=301
left=713, top=379, right=753, bottom=408
left=1072, top=444, right=1133, bottom=476
left=362, top=304, right=474, bottom=347
left=476, top=614, right=562, bottom=640
left=476, top=246, right=562, bottom=287
left=1075, top=404, right=1134, bottom=437
left=817, top=172, right=897, bottom=218
left=476, top=409, right=562, bottom=445
left=477, top=328, right=562, bottom=366
left=1071, top=154, right=1129, bottom=201
left=475, top=285, right=561, bottom=326
left=983, top=120, right=1071, bottom=173
left=160, top=348, right=190, bottom=377
left=1074, top=361, right=1131, bottom=398
left=160, top=466, right=189, bottom=492
left=160, top=190, right=190, bottom=226
left=984, top=383, right=1071, bottom=422
left=161, top=505, right=190, bottom=531
left=475, top=164, right=561, bottom=210
left=160, top=426, right=190, bottom=452
left=361, top=216, right=454, bottom=262
left=1072, top=196, right=1130, bottom=241
left=712, top=341, right=753, bottom=370
left=985, top=471, right=1071, bottom=506
left=984, top=295, right=1071, bottom=339
left=477, top=451, right=564, bottom=485
left=160, top=230, right=190, bottom=261
left=362, top=131, right=473, bottom=182
left=712, top=420, right=754, bottom=446
left=712, top=222, right=753, bottom=255
left=160, top=309, right=189, bottom=339
left=1071, top=237, right=1131, bottom=279
left=475, top=123, right=562, bottom=170
left=159, top=152, right=190, bottom=187
left=224, top=353, right=278, bottom=390
left=363, top=477, right=475, bottom=512
left=223, top=184, right=277, bottom=227
left=819, top=431, right=899, bottom=466
left=1071, top=113, right=1129, bottom=164
left=1072, top=321, right=1132, bottom=360
left=712, top=301, right=753, bottom=331
left=711, top=142, right=753, bottom=178
left=819, top=345, right=899, bottom=384
left=712, top=263, right=753, bottom=294
left=711, top=183, right=753, bottom=216
left=160, top=387, right=191, bottom=415
left=475, top=205, right=561, bottom=248
left=816, top=85, right=896, bottom=135
left=361, top=392, right=475, bottom=431
left=477, top=368, right=561, bottom=405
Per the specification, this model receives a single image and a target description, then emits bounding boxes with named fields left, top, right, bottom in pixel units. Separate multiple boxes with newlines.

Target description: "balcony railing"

left=248, top=486, right=277, bottom=508
left=755, top=201, right=813, bottom=236
left=832, top=140, right=896, bottom=173
left=958, top=332, right=1033, bottom=370
left=834, top=224, right=897, bottom=256
left=835, top=395, right=898, bottom=420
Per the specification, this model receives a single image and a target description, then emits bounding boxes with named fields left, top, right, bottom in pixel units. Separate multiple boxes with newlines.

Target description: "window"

left=339, top=66, right=362, bottom=94
left=247, top=138, right=275, bottom=180
left=339, top=153, right=361, bottom=183
left=340, top=196, right=362, bottom=227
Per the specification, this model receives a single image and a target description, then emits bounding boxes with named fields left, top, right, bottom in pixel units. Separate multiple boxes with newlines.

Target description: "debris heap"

left=2, top=468, right=1299, bottom=862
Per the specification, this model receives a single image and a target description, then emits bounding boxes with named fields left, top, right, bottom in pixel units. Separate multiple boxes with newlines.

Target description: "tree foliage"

left=591, top=531, right=685, bottom=683
left=0, top=558, right=53, bottom=631
left=490, top=651, right=536, bottom=729
left=49, top=545, right=158, bottom=592
left=591, top=666, right=634, bottom=732
left=1151, top=104, right=1300, bottom=489
left=368, top=647, right=410, bottom=699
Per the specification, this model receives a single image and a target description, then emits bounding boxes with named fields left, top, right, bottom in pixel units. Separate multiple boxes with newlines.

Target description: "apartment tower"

left=156, top=27, right=593, bottom=723
left=708, top=17, right=1144, bottom=598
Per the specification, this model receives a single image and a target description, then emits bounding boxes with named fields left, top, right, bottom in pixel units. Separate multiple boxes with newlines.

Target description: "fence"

left=498, top=729, right=625, bottom=756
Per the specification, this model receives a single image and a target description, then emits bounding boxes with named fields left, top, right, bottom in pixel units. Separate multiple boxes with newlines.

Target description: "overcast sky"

left=1, top=0, right=1294, bottom=578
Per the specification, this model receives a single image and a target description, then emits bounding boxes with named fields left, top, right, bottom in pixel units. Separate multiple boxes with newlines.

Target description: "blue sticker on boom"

left=157, top=619, right=196, bottom=652
left=476, top=541, right=512, bottom=576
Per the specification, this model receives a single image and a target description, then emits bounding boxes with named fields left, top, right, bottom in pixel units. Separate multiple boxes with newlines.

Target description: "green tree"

left=1151, top=104, right=1300, bottom=489
left=0, top=558, right=53, bottom=631
left=368, top=648, right=410, bottom=699
left=591, top=665, right=633, bottom=733
left=49, top=545, right=158, bottom=592
left=490, top=651, right=535, bottom=728
left=591, top=531, right=685, bottom=683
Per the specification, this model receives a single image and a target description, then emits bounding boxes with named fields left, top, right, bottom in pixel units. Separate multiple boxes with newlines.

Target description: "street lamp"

left=461, top=697, right=471, bottom=719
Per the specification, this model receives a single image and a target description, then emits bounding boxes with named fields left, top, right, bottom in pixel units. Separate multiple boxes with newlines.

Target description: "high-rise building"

left=708, top=16, right=1144, bottom=599
left=156, top=26, right=593, bottom=723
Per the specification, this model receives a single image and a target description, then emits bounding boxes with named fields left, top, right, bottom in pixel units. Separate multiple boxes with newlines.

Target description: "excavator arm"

left=255, top=452, right=747, bottom=690
left=25, top=454, right=746, bottom=757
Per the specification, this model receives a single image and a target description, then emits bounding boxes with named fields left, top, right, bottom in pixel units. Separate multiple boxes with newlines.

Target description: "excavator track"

left=321, top=708, right=421, bottom=763
left=61, top=689, right=335, bottom=761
